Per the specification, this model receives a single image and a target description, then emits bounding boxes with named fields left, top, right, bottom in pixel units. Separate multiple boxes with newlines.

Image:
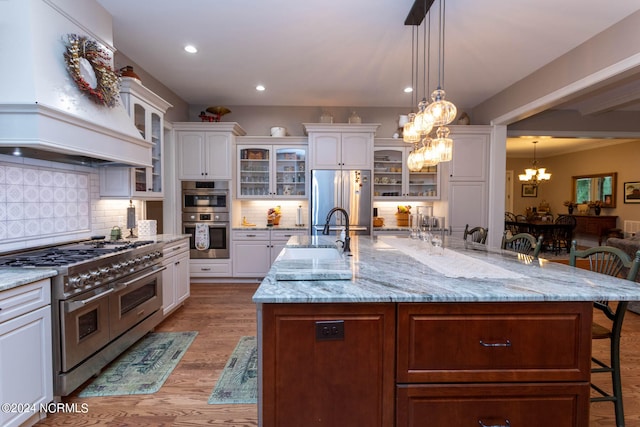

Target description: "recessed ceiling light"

left=404, top=87, right=413, bottom=93
left=184, top=45, right=198, bottom=54
left=256, top=85, right=266, bottom=91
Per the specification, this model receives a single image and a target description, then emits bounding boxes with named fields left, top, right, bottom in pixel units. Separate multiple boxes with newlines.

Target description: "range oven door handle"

left=64, top=288, right=114, bottom=314
left=112, top=266, right=167, bottom=291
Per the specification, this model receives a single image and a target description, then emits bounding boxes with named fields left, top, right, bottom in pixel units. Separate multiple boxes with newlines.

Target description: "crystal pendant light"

left=418, top=137, right=439, bottom=167
left=403, top=113, right=421, bottom=143
left=403, top=27, right=420, bottom=144
left=432, top=126, right=453, bottom=162
left=425, top=0, right=457, bottom=127
left=407, top=143, right=425, bottom=172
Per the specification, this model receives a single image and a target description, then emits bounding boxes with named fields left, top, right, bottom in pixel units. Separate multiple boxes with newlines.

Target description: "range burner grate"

left=0, top=240, right=156, bottom=268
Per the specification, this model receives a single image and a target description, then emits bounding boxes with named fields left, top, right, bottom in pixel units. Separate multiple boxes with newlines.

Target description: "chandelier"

left=404, top=0, right=455, bottom=172
left=518, top=140, right=551, bottom=186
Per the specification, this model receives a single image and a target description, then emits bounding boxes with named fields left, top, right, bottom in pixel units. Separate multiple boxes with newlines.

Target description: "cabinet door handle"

left=479, top=339, right=511, bottom=347
left=479, top=420, right=510, bottom=427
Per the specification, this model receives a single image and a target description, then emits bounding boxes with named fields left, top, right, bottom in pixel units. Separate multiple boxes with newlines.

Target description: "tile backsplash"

left=0, top=155, right=142, bottom=253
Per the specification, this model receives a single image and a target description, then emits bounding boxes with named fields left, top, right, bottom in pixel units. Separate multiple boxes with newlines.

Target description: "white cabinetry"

left=236, top=139, right=307, bottom=199
left=373, top=142, right=440, bottom=200
left=0, top=279, right=52, bottom=427
left=304, top=124, right=380, bottom=170
left=232, top=228, right=307, bottom=277
left=175, top=122, right=246, bottom=180
left=446, top=126, right=491, bottom=237
left=99, top=77, right=172, bottom=199
left=161, top=237, right=190, bottom=317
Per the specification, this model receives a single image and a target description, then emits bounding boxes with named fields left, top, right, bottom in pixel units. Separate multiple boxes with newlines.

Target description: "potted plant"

left=563, top=201, right=576, bottom=214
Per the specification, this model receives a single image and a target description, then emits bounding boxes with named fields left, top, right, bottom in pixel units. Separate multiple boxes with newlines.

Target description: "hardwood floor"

left=36, top=283, right=260, bottom=426
left=36, top=283, right=640, bottom=426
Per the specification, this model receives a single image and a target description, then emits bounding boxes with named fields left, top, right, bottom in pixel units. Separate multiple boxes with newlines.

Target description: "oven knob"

left=90, top=269, right=101, bottom=279
left=68, top=275, right=83, bottom=288
left=100, top=266, right=110, bottom=275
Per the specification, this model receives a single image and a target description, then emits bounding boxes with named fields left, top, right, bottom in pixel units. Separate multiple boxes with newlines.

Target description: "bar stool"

left=570, top=241, right=640, bottom=426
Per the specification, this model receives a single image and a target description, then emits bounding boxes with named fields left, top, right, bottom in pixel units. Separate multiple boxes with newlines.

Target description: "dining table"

left=505, top=220, right=574, bottom=253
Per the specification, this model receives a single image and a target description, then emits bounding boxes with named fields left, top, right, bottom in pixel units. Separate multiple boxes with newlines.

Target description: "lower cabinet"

left=189, top=259, right=232, bottom=278
left=260, top=301, right=592, bottom=426
left=261, top=303, right=396, bottom=427
left=232, top=229, right=307, bottom=277
left=396, top=302, right=592, bottom=427
left=162, top=238, right=190, bottom=316
left=397, top=383, right=589, bottom=426
left=0, top=279, right=53, bottom=427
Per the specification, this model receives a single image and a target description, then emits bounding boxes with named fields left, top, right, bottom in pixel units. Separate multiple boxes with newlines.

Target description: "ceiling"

left=96, top=0, right=640, bottom=155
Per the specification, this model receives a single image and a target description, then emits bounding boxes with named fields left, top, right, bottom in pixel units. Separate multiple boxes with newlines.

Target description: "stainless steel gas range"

left=0, top=239, right=165, bottom=397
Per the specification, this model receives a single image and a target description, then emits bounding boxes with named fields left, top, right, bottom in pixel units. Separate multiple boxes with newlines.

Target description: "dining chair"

left=501, top=231, right=543, bottom=257
left=504, top=212, right=519, bottom=236
left=570, top=241, right=640, bottom=427
left=552, top=215, right=577, bottom=254
left=463, top=224, right=488, bottom=244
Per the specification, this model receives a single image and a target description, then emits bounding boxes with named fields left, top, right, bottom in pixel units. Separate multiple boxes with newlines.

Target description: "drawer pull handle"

left=246, top=234, right=257, bottom=237
left=479, top=420, right=510, bottom=427
left=479, top=339, right=511, bottom=347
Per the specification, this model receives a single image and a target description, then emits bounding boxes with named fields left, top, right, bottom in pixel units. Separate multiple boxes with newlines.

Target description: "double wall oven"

left=0, top=240, right=165, bottom=397
left=182, top=181, right=230, bottom=259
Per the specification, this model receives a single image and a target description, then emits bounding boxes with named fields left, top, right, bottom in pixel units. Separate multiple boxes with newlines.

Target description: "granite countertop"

left=0, top=269, right=58, bottom=292
left=253, top=235, right=640, bottom=304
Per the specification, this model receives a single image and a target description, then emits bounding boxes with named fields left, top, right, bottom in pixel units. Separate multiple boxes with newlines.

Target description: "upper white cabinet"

left=373, top=141, right=440, bottom=201
left=174, top=122, right=246, bottom=180
left=100, top=77, right=172, bottom=199
left=448, top=127, right=490, bottom=182
left=446, top=126, right=491, bottom=237
left=236, top=137, right=308, bottom=199
left=304, top=123, right=380, bottom=170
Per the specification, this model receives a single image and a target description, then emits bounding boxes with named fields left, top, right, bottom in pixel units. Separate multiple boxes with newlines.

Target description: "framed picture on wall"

left=521, top=184, right=537, bottom=198
left=624, top=181, right=640, bottom=204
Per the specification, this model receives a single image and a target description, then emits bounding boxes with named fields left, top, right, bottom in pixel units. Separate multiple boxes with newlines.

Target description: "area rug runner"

left=208, top=336, right=258, bottom=404
left=78, top=331, right=198, bottom=397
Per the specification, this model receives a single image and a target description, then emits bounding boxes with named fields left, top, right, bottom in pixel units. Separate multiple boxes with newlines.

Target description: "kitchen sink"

left=277, top=247, right=342, bottom=261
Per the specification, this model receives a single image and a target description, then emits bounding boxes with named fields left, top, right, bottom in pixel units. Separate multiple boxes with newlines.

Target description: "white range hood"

left=0, top=0, right=152, bottom=167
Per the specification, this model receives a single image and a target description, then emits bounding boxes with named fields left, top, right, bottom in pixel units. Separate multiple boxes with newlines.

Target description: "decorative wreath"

left=63, top=34, right=120, bottom=107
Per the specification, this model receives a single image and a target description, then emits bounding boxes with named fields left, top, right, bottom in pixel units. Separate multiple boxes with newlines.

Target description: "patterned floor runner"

left=208, top=336, right=258, bottom=404
left=78, top=331, right=197, bottom=397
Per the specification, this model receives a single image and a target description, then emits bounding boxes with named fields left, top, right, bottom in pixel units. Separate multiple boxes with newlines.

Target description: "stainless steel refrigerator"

left=311, top=169, right=371, bottom=235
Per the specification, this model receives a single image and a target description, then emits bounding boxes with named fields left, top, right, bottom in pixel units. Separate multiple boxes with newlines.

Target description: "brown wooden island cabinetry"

left=261, top=301, right=592, bottom=427
left=261, top=303, right=396, bottom=426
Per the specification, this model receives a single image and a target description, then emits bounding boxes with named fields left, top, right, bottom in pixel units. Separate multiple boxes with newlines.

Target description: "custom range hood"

left=0, top=0, right=153, bottom=168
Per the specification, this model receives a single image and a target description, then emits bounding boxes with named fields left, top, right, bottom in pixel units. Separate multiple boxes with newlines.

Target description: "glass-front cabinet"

left=373, top=146, right=440, bottom=200
left=237, top=144, right=307, bottom=199
left=100, top=77, right=172, bottom=199
left=132, top=104, right=163, bottom=195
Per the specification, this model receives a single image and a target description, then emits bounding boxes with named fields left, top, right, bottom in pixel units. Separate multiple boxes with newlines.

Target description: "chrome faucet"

left=322, top=207, right=351, bottom=253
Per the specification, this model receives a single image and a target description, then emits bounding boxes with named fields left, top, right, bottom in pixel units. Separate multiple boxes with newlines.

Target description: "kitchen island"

left=253, top=235, right=640, bottom=427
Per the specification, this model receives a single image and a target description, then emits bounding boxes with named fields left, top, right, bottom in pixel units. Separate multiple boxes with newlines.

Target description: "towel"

left=195, top=223, right=210, bottom=250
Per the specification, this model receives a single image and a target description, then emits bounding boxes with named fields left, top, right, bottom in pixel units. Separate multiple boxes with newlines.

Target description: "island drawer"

left=397, top=382, right=590, bottom=427
left=397, top=302, right=592, bottom=383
